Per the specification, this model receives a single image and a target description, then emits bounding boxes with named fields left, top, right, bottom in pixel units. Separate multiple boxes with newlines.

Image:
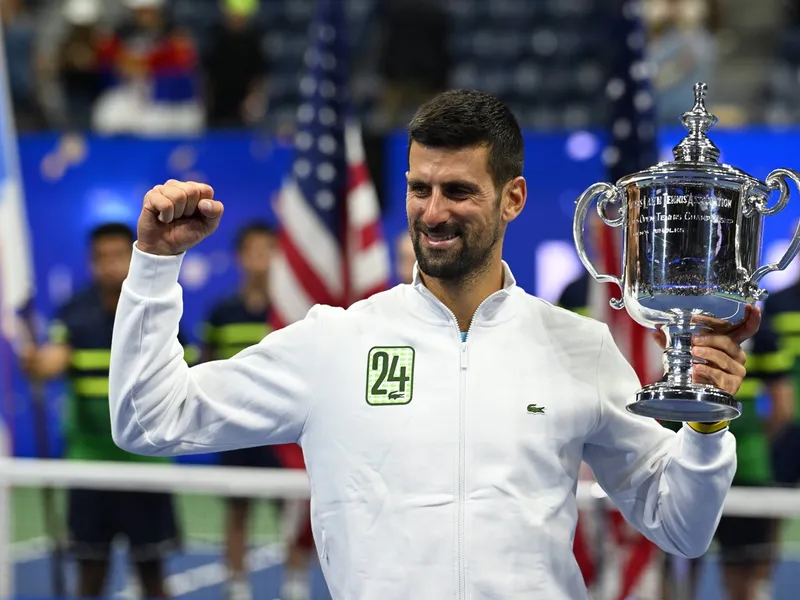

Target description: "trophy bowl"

left=574, top=82, right=800, bottom=422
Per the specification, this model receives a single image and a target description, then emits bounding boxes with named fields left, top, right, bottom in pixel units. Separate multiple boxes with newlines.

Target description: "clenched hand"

left=136, top=179, right=224, bottom=256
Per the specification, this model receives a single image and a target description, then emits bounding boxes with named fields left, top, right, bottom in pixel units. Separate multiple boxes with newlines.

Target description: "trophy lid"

left=616, top=81, right=765, bottom=190
left=671, top=82, right=721, bottom=163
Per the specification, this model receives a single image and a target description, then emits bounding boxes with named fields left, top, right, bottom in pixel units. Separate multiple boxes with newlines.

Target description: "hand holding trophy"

left=574, top=82, right=800, bottom=422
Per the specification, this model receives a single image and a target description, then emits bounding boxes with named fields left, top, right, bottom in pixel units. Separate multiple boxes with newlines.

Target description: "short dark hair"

left=235, top=222, right=275, bottom=252
left=407, top=89, right=524, bottom=189
left=89, top=222, right=135, bottom=246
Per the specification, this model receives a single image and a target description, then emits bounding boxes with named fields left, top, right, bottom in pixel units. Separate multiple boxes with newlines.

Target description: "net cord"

left=2, top=458, right=800, bottom=597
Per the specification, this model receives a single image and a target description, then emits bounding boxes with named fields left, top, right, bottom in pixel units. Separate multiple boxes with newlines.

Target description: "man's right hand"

left=137, top=179, right=224, bottom=256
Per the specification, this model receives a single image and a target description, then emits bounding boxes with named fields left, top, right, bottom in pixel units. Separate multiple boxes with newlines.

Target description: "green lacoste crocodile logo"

left=527, top=404, right=545, bottom=414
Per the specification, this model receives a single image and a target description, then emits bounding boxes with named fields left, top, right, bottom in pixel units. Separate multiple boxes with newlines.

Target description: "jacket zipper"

left=418, top=287, right=504, bottom=600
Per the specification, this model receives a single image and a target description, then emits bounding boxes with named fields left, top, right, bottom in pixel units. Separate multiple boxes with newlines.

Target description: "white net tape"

left=2, top=457, right=798, bottom=515
left=2, top=458, right=800, bottom=598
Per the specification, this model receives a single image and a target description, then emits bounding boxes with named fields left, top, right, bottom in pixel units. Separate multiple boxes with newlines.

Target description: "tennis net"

left=4, top=458, right=800, bottom=599
left=2, top=459, right=313, bottom=600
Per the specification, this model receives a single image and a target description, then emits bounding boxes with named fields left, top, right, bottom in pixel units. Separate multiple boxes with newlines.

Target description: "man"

left=109, top=90, right=752, bottom=599
left=202, top=222, right=311, bottom=600
left=21, top=223, right=188, bottom=598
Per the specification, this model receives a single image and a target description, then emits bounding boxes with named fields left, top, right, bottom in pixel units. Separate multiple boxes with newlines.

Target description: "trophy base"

left=627, top=383, right=742, bottom=423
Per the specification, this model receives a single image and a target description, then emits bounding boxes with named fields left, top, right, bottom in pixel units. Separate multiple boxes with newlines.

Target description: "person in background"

left=712, top=317, right=793, bottom=600
left=658, top=315, right=793, bottom=600
left=764, top=279, right=800, bottom=489
left=20, top=223, right=196, bottom=598
left=1, top=0, right=44, bottom=130
left=92, top=0, right=204, bottom=135
left=394, top=231, right=416, bottom=284
left=643, top=0, right=720, bottom=124
left=761, top=278, right=800, bottom=593
left=201, top=222, right=311, bottom=600
left=55, top=0, right=106, bottom=131
left=203, top=0, right=269, bottom=128
left=377, top=0, right=450, bottom=128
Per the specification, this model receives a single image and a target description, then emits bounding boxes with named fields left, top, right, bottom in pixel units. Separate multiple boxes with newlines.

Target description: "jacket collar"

left=408, top=261, right=518, bottom=327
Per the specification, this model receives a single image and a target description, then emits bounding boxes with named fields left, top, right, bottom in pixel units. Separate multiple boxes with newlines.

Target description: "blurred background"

left=2, top=0, right=800, bottom=599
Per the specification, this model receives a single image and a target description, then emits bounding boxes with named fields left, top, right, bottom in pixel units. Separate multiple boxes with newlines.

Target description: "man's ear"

left=502, top=176, right=527, bottom=223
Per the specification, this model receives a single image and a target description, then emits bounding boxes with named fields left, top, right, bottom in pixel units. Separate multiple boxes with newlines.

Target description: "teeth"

left=429, top=234, right=456, bottom=241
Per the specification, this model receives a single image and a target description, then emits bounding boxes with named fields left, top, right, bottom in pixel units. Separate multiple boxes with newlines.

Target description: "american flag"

left=269, top=0, right=390, bottom=329
left=590, top=0, right=662, bottom=387
left=584, top=2, right=664, bottom=599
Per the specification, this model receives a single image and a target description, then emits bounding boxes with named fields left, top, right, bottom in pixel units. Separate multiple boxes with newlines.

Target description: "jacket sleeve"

left=582, top=325, right=736, bottom=559
left=109, top=245, right=320, bottom=457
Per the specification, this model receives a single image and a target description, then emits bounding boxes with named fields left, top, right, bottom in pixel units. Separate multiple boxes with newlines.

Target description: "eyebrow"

left=407, top=179, right=481, bottom=194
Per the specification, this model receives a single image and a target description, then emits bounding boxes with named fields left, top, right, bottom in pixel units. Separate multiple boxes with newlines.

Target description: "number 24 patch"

left=365, top=346, right=415, bottom=405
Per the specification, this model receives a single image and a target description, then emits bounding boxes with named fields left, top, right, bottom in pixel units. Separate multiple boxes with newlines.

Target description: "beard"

left=410, top=203, right=503, bottom=284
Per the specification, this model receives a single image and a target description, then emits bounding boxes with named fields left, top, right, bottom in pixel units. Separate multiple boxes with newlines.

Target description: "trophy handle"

left=573, top=182, right=625, bottom=310
left=747, top=168, right=800, bottom=295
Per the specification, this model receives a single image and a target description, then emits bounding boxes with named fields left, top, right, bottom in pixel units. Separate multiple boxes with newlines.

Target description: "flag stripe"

left=270, top=252, right=316, bottom=326
left=348, top=163, right=370, bottom=195
left=275, top=180, right=343, bottom=298
left=278, top=230, right=339, bottom=307
left=351, top=243, right=391, bottom=296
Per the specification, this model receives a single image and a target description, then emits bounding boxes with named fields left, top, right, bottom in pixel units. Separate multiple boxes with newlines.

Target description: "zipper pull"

left=460, top=343, right=468, bottom=370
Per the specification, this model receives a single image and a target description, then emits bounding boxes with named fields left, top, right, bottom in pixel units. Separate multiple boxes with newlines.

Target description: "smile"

left=422, top=232, right=460, bottom=248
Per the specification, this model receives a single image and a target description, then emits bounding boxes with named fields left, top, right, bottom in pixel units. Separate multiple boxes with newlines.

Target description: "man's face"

left=405, top=142, right=505, bottom=282
left=91, top=235, right=132, bottom=290
left=238, top=232, right=275, bottom=278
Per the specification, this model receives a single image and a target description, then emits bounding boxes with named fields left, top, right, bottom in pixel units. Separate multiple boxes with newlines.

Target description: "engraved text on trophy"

left=626, top=183, right=746, bottom=307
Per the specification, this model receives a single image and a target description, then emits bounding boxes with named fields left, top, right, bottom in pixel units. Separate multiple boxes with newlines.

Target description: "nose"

left=421, top=188, right=450, bottom=229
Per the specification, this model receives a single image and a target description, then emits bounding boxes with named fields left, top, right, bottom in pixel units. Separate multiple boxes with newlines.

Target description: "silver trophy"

left=574, top=82, right=800, bottom=422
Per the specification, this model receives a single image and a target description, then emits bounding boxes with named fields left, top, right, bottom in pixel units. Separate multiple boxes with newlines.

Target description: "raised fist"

left=137, top=179, right=224, bottom=256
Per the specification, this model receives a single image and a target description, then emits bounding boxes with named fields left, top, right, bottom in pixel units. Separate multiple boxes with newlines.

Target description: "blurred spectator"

left=761, top=273, right=800, bottom=597
left=200, top=223, right=284, bottom=600
left=203, top=0, right=269, bottom=129
left=19, top=223, right=196, bottom=598
left=787, top=1, right=800, bottom=27
left=92, top=0, right=204, bottom=135
left=763, top=2, right=800, bottom=124
left=394, top=231, right=415, bottom=285
left=55, top=0, right=105, bottom=131
left=1, top=0, right=44, bottom=130
left=660, top=322, right=794, bottom=600
left=717, top=324, right=793, bottom=600
left=377, top=0, right=450, bottom=129
left=644, top=0, right=719, bottom=124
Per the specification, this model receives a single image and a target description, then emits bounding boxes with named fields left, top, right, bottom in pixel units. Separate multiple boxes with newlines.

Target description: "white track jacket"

left=109, top=246, right=736, bottom=600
